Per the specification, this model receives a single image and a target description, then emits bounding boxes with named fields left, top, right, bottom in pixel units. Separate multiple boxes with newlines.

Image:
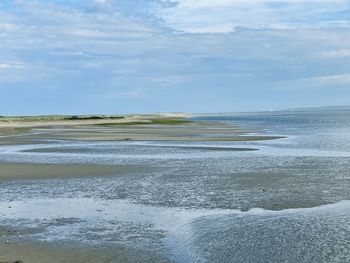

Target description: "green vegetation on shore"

left=0, top=115, right=191, bottom=124
left=151, top=118, right=192, bottom=124
left=0, top=115, right=125, bottom=122
left=0, top=114, right=193, bottom=130
left=97, top=118, right=193, bottom=126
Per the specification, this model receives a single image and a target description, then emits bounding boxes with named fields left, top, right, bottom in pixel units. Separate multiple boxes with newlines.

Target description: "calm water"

left=0, top=109, right=350, bottom=262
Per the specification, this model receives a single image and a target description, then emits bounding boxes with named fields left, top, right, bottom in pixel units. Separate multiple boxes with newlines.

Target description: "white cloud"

left=0, top=23, right=17, bottom=30
left=1, top=0, right=350, bottom=95
left=102, top=89, right=145, bottom=99
left=0, top=63, right=13, bottom=69
left=316, top=74, right=350, bottom=83
left=0, top=61, right=26, bottom=69
left=158, top=0, right=350, bottom=33
left=66, top=28, right=108, bottom=38
left=278, top=73, right=350, bottom=90
left=318, top=49, right=350, bottom=59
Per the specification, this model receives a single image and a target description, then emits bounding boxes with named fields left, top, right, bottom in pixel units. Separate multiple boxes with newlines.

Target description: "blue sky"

left=1, top=0, right=350, bottom=115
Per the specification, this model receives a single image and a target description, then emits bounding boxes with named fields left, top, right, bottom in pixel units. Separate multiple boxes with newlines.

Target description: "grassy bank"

left=97, top=118, right=193, bottom=126
left=0, top=115, right=125, bottom=122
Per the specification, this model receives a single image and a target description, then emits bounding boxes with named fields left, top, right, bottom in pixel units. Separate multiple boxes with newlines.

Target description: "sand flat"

left=0, top=242, right=173, bottom=263
left=0, top=163, right=149, bottom=181
left=0, top=115, right=284, bottom=144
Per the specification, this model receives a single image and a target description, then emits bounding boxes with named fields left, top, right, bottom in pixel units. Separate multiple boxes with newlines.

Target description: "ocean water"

left=0, top=109, right=350, bottom=262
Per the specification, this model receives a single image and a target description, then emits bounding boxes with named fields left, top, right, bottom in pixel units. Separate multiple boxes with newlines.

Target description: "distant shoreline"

left=0, top=114, right=284, bottom=144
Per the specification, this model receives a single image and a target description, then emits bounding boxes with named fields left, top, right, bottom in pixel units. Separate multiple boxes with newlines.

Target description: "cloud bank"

left=0, top=0, right=349, bottom=114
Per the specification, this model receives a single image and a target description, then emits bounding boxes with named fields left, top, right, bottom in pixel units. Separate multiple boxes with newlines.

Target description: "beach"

left=0, top=111, right=349, bottom=263
left=0, top=115, right=264, bottom=263
left=2, top=0, right=349, bottom=261
left=0, top=114, right=282, bottom=144
left=0, top=240, right=173, bottom=263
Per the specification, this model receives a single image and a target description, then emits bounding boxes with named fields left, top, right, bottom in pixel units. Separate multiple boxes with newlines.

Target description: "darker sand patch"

left=0, top=163, right=149, bottom=182
left=0, top=242, right=173, bottom=263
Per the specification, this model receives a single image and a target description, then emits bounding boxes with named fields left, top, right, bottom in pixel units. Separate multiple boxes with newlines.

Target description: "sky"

left=1, top=0, right=350, bottom=115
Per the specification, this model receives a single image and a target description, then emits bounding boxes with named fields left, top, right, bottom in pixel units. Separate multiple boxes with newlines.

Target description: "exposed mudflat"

left=1, top=110, right=350, bottom=262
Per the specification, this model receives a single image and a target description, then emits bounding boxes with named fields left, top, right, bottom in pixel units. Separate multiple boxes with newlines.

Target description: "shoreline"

left=0, top=114, right=192, bottom=129
left=0, top=114, right=284, bottom=144
left=0, top=114, right=285, bottom=263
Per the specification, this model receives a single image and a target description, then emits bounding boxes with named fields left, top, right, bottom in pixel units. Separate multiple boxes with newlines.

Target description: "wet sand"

left=1, top=111, right=350, bottom=263
left=0, top=242, right=122, bottom=263
left=0, top=242, right=172, bottom=263
left=0, top=163, right=149, bottom=181
left=0, top=115, right=286, bottom=262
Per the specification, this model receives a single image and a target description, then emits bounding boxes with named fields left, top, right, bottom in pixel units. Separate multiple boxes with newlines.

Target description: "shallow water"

left=0, top=109, right=350, bottom=262
left=1, top=198, right=349, bottom=262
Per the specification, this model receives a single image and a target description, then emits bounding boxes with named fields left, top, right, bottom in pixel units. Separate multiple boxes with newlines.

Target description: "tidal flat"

left=0, top=111, right=349, bottom=263
left=0, top=114, right=282, bottom=144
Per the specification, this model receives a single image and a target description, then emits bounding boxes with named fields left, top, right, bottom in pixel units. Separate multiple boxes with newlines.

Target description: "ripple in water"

left=182, top=201, right=350, bottom=263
